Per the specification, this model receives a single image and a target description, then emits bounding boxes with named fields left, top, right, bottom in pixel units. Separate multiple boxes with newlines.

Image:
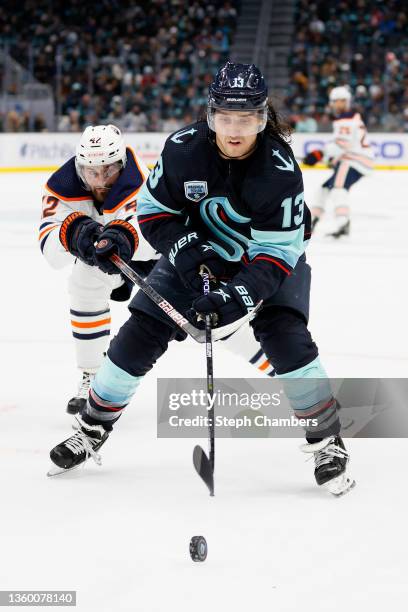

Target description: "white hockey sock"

left=70, top=307, right=111, bottom=371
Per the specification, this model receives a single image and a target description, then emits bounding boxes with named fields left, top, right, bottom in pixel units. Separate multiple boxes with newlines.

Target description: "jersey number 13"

left=281, top=192, right=304, bottom=228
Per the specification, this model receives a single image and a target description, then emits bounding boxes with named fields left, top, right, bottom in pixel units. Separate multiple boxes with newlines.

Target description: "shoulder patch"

left=271, top=148, right=294, bottom=172
left=170, top=127, right=198, bottom=144
left=184, top=181, right=208, bottom=202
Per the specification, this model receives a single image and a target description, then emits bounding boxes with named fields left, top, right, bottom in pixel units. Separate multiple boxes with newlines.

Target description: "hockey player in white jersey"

left=39, top=125, right=158, bottom=413
left=40, top=124, right=276, bottom=415
left=303, top=86, right=374, bottom=237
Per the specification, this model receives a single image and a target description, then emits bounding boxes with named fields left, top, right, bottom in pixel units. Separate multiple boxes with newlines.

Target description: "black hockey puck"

left=189, top=536, right=207, bottom=562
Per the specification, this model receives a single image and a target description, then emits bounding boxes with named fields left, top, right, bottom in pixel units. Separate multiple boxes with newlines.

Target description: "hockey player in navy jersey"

left=49, top=63, right=355, bottom=496
left=303, top=86, right=374, bottom=237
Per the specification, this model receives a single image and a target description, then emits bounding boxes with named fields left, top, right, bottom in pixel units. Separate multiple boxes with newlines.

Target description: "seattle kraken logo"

left=199, top=197, right=250, bottom=261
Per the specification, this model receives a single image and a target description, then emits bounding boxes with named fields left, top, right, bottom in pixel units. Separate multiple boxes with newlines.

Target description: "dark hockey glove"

left=60, top=212, right=103, bottom=266
left=192, top=281, right=257, bottom=328
left=168, top=231, right=226, bottom=293
left=94, top=220, right=139, bottom=274
left=303, top=150, right=323, bottom=166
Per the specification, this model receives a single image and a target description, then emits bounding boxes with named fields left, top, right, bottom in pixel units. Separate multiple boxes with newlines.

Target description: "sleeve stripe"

left=137, top=183, right=184, bottom=216
left=252, top=255, right=291, bottom=275
left=39, top=221, right=55, bottom=231
left=40, top=232, right=51, bottom=253
left=38, top=224, right=58, bottom=241
left=138, top=213, right=173, bottom=225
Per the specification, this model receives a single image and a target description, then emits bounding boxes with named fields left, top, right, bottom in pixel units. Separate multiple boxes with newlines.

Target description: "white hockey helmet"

left=76, top=124, right=127, bottom=168
left=75, top=124, right=127, bottom=190
left=329, top=86, right=352, bottom=105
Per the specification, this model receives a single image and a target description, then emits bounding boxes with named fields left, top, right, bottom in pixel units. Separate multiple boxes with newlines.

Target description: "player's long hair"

left=264, top=99, right=292, bottom=148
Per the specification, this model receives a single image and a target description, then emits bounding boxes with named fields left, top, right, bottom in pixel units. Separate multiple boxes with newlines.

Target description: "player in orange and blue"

left=304, top=86, right=374, bottom=238
left=40, top=125, right=156, bottom=413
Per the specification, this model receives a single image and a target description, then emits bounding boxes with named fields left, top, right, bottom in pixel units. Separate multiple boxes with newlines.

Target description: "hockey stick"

left=193, top=270, right=215, bottom=496
left=110, top=254, right=263, bottom=343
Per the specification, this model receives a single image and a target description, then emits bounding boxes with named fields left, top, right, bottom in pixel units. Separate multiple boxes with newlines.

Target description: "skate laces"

left=314, top=439, right=349, bottom=469
left=301, top=437, right=349, bottom=468
left=65, top=420, right=103, bottom=465
left=77, top=372, right=94, bottom=400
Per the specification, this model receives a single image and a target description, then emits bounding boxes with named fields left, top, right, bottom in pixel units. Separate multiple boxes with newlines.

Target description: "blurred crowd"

left=287, top=0, right=408, bottom=132
left=0, top=0, right=238, bottom=132
left=2, top=1, right=408, bottom=133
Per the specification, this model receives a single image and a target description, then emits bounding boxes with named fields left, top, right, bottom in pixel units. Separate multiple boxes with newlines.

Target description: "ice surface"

left=1, top=170, right=408, bottom=611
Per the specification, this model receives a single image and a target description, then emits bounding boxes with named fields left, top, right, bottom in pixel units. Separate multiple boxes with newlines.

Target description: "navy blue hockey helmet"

left=207, top=62, right=268, bottom=134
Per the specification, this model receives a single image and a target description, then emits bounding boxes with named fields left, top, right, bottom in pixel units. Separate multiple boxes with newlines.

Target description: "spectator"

left=288, top=0, right=408, bottom=131
left=0, top=1, right=239, bottom=132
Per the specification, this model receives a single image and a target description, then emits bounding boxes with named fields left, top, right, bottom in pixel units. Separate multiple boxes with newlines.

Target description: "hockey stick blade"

left=211, top=302, right=262, bottom=341
left=193, top=445, right=214, bottom=496
left=110, top=254, right=262, bottom=343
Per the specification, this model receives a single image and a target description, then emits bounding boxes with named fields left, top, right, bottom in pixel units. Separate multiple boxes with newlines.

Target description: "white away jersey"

left=39, top=147, right=158, bottom=269
left=324, top=111, right=374, bottom=175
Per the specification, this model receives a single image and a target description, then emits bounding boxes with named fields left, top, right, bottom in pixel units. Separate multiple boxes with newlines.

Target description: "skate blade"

left=326, top=232, right=350, bottom=240
left=325, top=474, right=356, bottom=497
left=47, top=463, right=82, bottom=477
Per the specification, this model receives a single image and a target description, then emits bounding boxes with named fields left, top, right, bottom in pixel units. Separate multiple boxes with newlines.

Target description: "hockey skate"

left=325, top=216, right=350, bottom=239
left=311, top=215, right=321, bottom=233
left=66, top=371, right=94, bottom=414
left=47, top=416, right=109, bottom=476
left=301, top=436, right=355, bottom=497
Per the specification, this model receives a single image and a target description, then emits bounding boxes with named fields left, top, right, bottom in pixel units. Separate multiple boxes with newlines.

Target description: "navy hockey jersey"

left=137, top=121, right=311, bottom=301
